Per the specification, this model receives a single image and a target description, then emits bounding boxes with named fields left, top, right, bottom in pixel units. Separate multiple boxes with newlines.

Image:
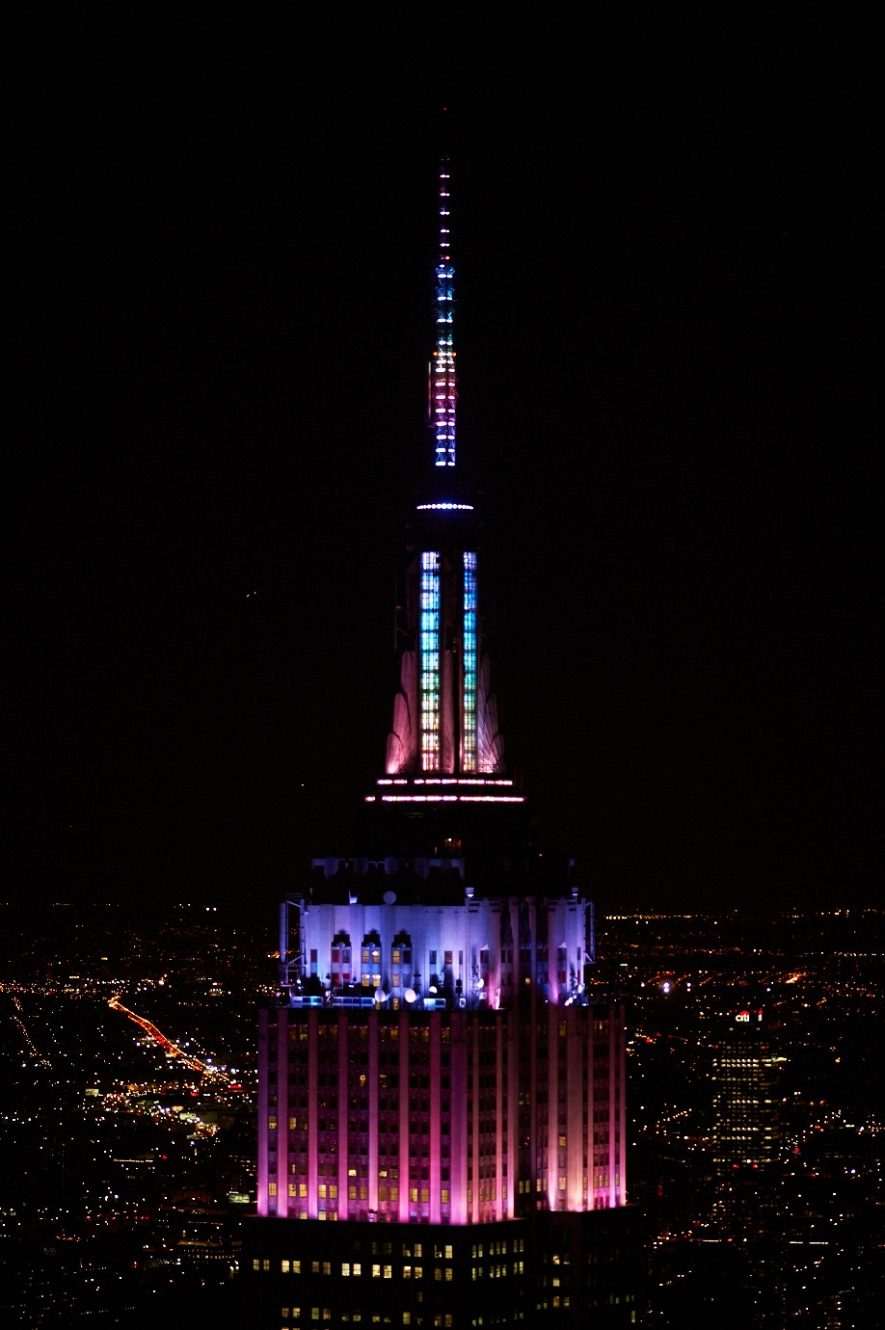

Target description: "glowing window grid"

left=462, top=552, right=477, bottom=771
left=420, top=552, right=440, bottom=769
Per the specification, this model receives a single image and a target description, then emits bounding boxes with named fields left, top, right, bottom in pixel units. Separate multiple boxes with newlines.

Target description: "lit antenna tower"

left=385, top=155, right=504, bottom=783
left=246, top=148, right=641, bottom=1328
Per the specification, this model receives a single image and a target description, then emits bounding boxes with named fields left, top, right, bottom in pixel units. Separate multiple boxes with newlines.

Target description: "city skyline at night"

left=4, top=25, right=879, bottom=1327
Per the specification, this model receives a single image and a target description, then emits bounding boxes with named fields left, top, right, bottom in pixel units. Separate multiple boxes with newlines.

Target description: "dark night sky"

left=6, top=16, right=878, bottom=915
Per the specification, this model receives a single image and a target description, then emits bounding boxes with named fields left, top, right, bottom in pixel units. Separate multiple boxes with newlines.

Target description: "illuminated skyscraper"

left=245, top=157, right=640, bottom=1328
left=711, top=1007, right=785, bottom=1325
left=713, top=1011, right=778, bottom=1182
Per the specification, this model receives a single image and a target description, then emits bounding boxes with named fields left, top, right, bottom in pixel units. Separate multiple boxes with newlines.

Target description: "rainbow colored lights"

left=462, top=552, right=478, bottom=771
left=433, top=163, right=456, bottom=467
left=420, top=552, right=440, bottom=768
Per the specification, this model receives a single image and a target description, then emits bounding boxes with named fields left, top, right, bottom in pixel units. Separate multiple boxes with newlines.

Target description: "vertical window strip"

left=462, top=552, right=478, bottom=771
left=420, top=552, right=441, bottom=769
left=433, top=330, right=456, bottom=468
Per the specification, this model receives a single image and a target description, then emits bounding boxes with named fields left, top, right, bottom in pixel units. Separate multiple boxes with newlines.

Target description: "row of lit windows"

left=281, top=1314, right=450, bottom=1329
left=271, top=1259, right=452, bottom=1279
left=269, top=1184, right=455, bottom=1205
left=472, top=1262, right=524, bottom=1279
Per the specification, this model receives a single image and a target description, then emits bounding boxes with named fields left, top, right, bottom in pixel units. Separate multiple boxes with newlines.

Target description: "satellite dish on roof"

left=383, top=890, right=396, bottom=905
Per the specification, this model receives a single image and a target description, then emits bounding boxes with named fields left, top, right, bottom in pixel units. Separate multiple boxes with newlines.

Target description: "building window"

left=331, top=936, right=352, bottom=986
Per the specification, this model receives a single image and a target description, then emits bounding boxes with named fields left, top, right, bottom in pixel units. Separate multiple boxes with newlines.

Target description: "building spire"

left=432, top=156, right=456, bottom=468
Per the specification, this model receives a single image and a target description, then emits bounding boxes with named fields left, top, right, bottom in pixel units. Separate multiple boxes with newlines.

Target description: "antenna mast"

left=432, top=157, right=456, bottom=468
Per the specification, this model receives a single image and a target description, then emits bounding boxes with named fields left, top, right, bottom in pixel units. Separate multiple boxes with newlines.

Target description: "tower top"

left=432, top=156, right=456, bottom=468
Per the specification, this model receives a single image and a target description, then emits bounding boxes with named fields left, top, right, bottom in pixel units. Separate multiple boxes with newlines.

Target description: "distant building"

left=712, top=1007, right=784, bottom=1324
left=243, top=155, right=642, bottom=1328
left=712, top=1007, right=780, bottom=1225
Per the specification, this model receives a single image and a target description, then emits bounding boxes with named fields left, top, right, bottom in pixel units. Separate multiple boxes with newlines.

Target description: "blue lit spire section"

left=433, top=159, right=456, bottom=468
left=462, top=553, right=478, bottom=772
left=420, top=552, right=441, bottom=769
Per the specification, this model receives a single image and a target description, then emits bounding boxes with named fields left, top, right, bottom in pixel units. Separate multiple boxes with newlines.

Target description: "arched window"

left=331, top=932, right=351, bottom=987
left=361, top=931, right=382, bottom=988
left=391, top=931, right=412, bottom=991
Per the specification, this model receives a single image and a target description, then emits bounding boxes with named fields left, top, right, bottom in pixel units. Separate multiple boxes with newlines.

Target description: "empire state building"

left=244, top=156, right=641, bottom=1328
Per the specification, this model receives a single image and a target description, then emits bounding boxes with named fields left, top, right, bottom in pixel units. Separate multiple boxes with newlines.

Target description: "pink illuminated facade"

left=257, top=1001, right=626, bottom=1228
